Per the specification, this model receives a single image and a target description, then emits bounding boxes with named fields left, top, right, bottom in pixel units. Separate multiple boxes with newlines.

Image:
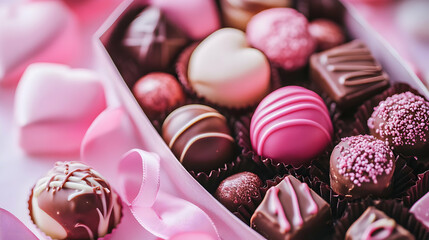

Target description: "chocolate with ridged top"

left=250, top=176, right=331, bottom=240
left=162, top=104, right=235, bottom=172
left=29, top=162, right=122, bottom=240
left=330, top=135, right=395, bottom=199
left=122, top=6, right=188, bottom=73
left=346, top=207, right=415, bottom=240
left=215, top=172, right=262, bottom=212
left=310, top=40, right=389, bottom=108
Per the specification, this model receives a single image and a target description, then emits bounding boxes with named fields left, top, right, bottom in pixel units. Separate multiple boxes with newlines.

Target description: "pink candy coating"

left=246, top=8, right=316, bottom=71
left=250, top=86, right=333, bottom=166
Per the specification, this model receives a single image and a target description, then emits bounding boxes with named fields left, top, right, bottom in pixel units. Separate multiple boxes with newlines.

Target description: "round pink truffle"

left=246, top=8, right=316, bottom=71
left=250, top=86, right=333, bottom=166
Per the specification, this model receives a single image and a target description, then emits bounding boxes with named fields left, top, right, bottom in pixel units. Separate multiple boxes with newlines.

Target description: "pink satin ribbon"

left=117, top=149, right=220, bottom=240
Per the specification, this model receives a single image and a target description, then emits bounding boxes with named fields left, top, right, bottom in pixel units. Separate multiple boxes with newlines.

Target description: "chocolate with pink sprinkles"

left=368, top=91, right=429, bottom=156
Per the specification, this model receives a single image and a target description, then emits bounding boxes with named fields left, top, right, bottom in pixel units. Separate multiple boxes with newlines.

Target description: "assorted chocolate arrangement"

left=105, top=0, right=429, bottom=239
left=29, top=162, right=122, bottom=240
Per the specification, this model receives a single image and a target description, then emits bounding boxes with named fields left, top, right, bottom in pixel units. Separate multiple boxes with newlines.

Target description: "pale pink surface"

left=246, top=8, right=315, bottom=71
left=410, top=192, right=429, bottom=229
left=250, top=86, right=332, bottom=166
left=168, top=232, right=216, bottom=240
left=0, top=1, right=80, bottom=86
left=0, top=208, right=38, bottom=240
left=149, top=0, right=220, bottom=40
left=15, top=63, right=106, bottom=156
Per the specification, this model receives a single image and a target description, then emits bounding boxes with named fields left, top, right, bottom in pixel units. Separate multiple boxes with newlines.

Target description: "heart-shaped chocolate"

left=0, top=1, right=78, bottom=86
left=188, top=28, right=270, bottom=108
left=15, top=63, right=106, bottom=156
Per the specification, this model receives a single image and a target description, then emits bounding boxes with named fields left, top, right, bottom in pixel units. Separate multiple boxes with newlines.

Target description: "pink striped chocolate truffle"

left=368, top=91, right=429, bottom=156
left=330, top=135, right=395, bottom=198
left=250, top=86, right=333, bottom=166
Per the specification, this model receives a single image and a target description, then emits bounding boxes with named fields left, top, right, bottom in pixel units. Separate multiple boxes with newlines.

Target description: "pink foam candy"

left=250, top=86, right=332, bottom=166
left=149, top=0, right=220, bottom=40
left=15, top=63, right=106, bottom=156
left=0, top=1, right=79, bottom=86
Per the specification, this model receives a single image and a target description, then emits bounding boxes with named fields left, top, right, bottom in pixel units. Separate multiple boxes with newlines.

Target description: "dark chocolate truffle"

left=250, top=176, right=331, bottom=240
left=122, top=6, right=188, bottom=73
left=162, top=104, right=235, bottom=172
left=330, top=135, right=395, bottom=198
left=368, top=91, right=429, bottom=156
left=29, top=162, right=122, bottom=240
left=310, top=40, right=389, bottom=108
left=215, top=172, right=262, bottom=212
left=309, top=19, right=345, bottom=51
left=133, top=72, right=185, bottom=120
left=346, top=207, right=415, bottom=240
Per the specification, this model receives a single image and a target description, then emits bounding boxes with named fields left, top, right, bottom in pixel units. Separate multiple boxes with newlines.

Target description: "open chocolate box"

left=93, top=0, right=429, bottom=239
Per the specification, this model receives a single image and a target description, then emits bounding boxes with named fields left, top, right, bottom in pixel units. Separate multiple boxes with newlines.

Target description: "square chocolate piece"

left=250, top=176, right=331, bottom=240
left=346, top=207, right=414, bottom=240
left=310, top=40, right=389, bottom=108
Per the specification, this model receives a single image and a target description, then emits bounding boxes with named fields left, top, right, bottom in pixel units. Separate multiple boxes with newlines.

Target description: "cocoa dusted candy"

left=250, top=176, right=331, bottom=240
left=162, top=104, right=235, bottom=172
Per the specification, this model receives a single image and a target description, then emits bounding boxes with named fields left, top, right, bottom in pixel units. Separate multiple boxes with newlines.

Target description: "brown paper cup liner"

left=333, top=198, right=429, bottom=240
left=175, top=43, right=282, bottom=113
left=28, top=187, right=123, bottom=240
left=403, top=170, right=429, bottom=208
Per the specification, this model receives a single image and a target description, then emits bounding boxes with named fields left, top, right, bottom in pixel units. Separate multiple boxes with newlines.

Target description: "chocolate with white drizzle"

left=310, top=40, right=389, bottom=108
left=250, top=176, right=331, bottom=240
left=345, top=207, right=414, bottom=240
left=30, top=162, right=122, bottom=240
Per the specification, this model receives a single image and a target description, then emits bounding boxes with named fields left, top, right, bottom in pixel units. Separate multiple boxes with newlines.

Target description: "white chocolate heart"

left=0, top=1, right=78, bottom=86
left=188, top=28, right=270, bottom=108
left=15, top=63, right=106, bottom=156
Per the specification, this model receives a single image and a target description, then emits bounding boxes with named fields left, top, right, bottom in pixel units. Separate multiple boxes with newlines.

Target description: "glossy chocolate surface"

left=310, top=40, right=389, bottom=108
left=346, top=207, right=415, bottom=240
left=162, top=104, right=235, bottom=173
left=309, top=19, right=345, bottom=51
left=215, top=172, right=262, bottom=212
left=133, top=72, right=185, bottom=120
left=122, top=6, right=188, bottom=73
left=30, top=162, right=122, bottom=240
left=250, top=176, right=331, bottom=240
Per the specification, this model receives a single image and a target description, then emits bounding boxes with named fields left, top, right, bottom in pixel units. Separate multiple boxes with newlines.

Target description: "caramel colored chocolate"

left=162, top=104, right=235, bottom=172
left=346, top=207, right=415, bottom=240
left=310, top=40, right=389, bottom=108
left=220, top=0, right=291, bottom=31
left=250, top=176, right=331, bottom=240
left=122, top=6, right=188, bottom=73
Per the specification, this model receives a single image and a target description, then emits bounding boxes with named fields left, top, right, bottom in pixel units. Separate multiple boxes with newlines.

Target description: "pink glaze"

left=246, top=8, right=316, bottom=71
left=0, top=1, right=79, bottom=86
left=250, top=86, right=333, bottom=166
left=15, top=63, right=106, bottom=156
left=410, top=192, right=429, bottom=229
left=149, top=0, right=220, bottom=40
left=268, top=186, right=290, bottom=233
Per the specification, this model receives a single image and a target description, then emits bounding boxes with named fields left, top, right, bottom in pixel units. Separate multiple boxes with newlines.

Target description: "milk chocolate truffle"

left=133, top=72, right=185, bottom=120
left=220, top=0, right=291, bottom=31
left=162, top=104, right=235, bottom=172
left=122, top=6, right=188, bottom=73
left=346, top=207, right=415, bottom=240
left=215, top=172, right=262, bottom=212
left=330, top=135, right=395, bottom=198
left=310, top=40, right=389, bottom=108
left=308, top=19, right=345, bottom=51
left=29, top=162, right=122, bottom=240
left=250, top=176, right=331, bottom=240
left=368, top=91, right=429, bottom=156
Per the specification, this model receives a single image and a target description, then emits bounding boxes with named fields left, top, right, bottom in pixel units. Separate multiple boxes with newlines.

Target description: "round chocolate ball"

left=368, top=91, right=429, bottom=156
left=162, top=104, right=235, bottom=172
left=330, top=135, right=395, bottom=198
left=215, top=172, right=262, bottom=212
left=133, top=72, right=185, bottom=120
left=29, top=162, right=122, bottom=240
left=309, top=19, right=345, bottom=51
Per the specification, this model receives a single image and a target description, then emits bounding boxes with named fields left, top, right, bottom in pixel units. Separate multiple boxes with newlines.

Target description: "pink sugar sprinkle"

left=336, top=135, right=394, bottom=187
left=368, top=92, right=429, bottom=148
